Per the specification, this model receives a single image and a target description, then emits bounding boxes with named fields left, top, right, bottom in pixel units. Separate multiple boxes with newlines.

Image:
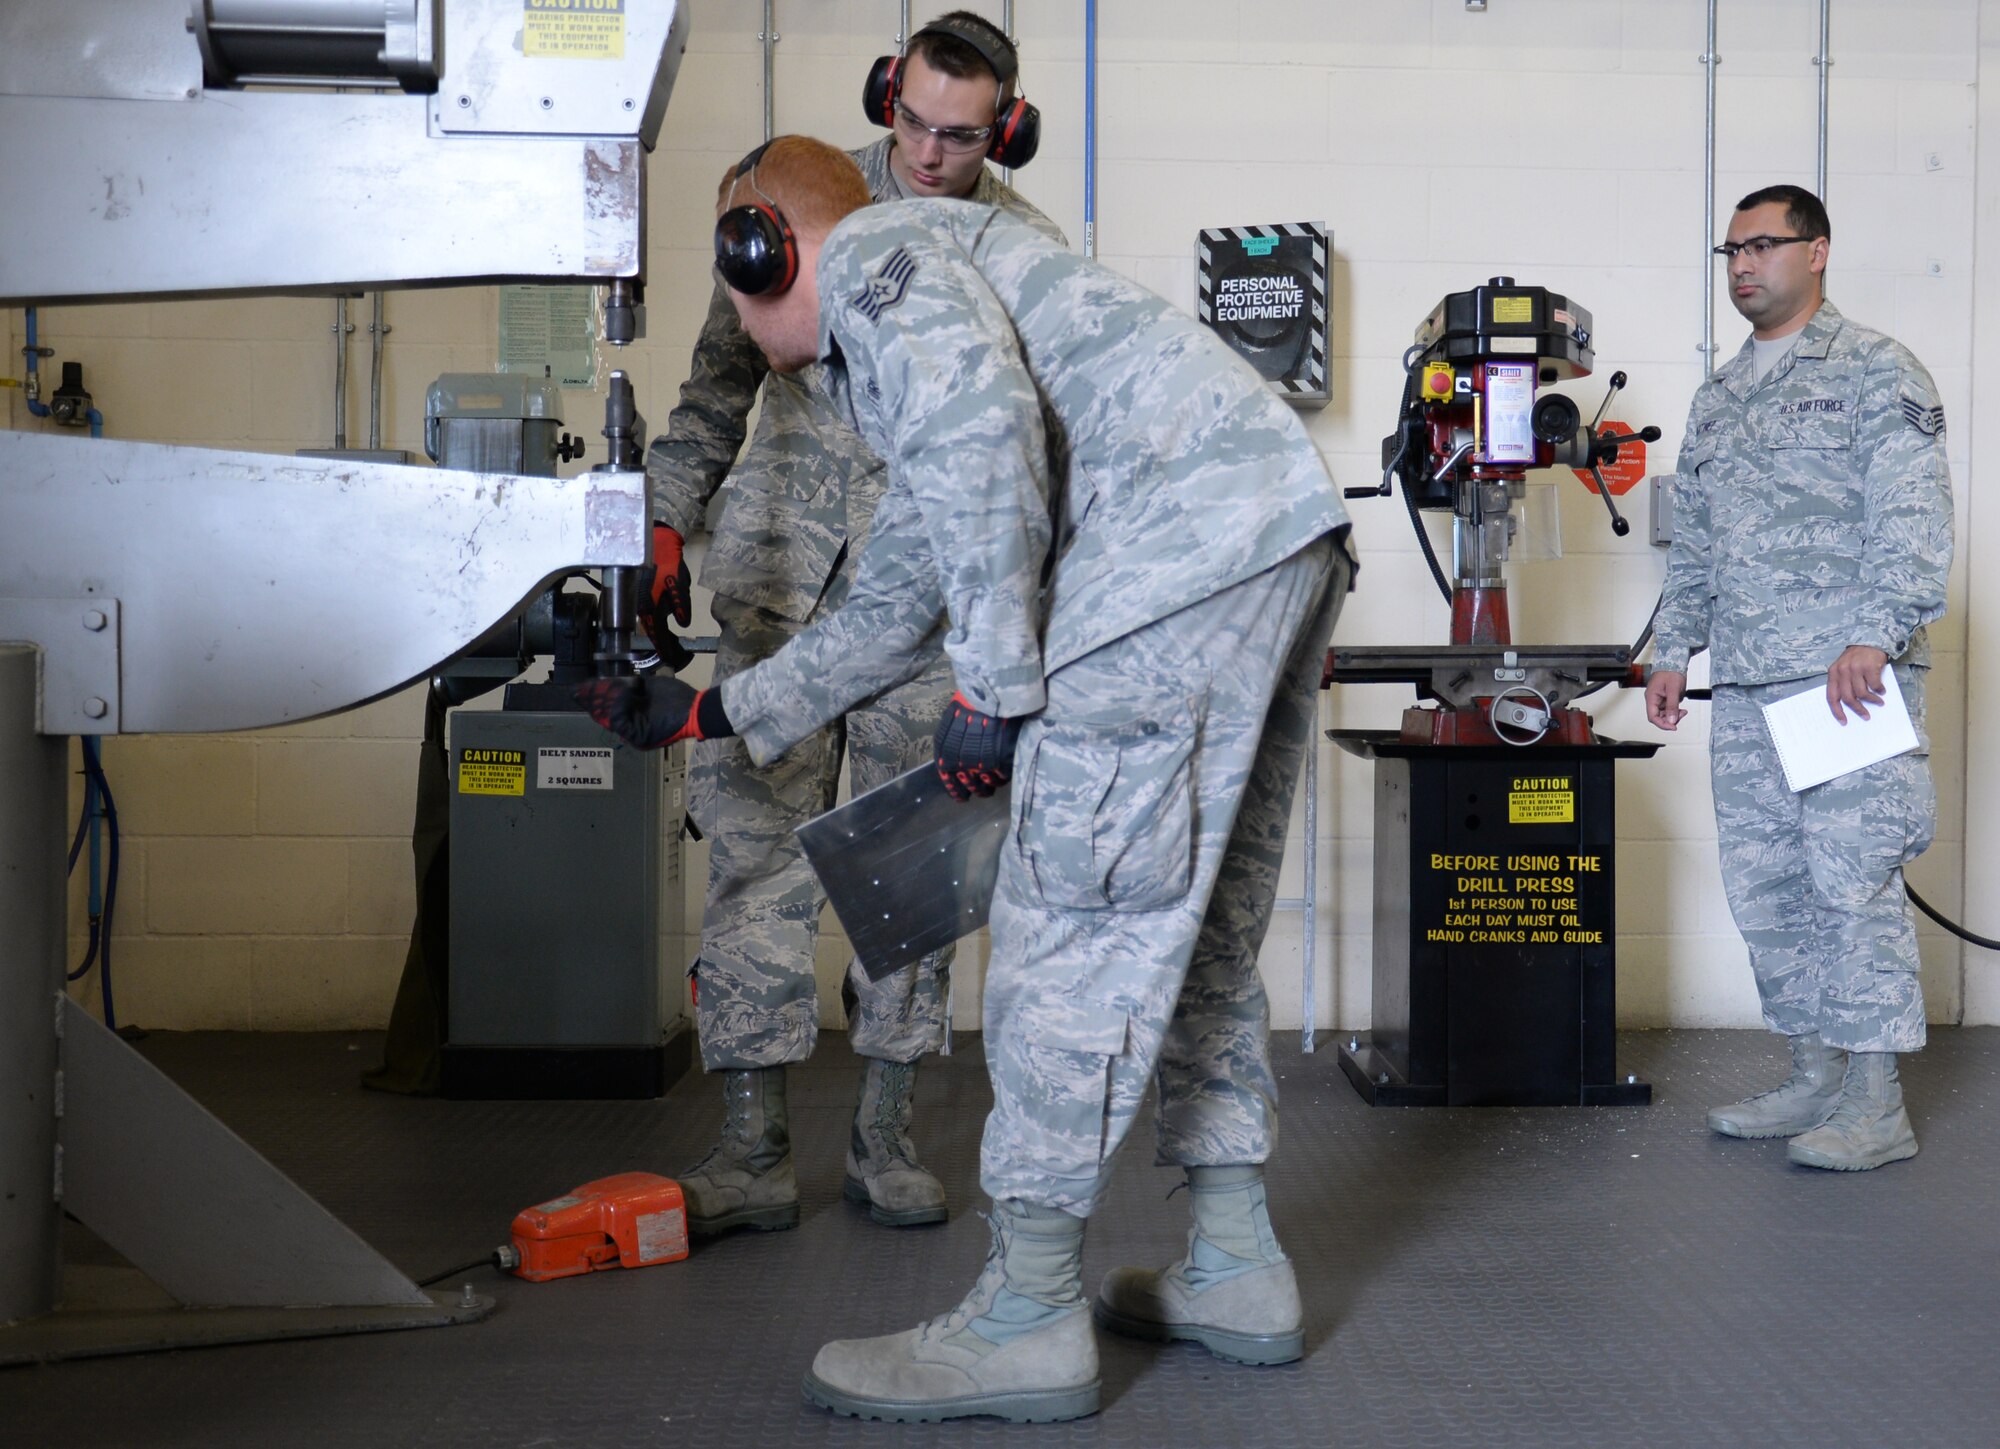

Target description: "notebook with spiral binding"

left=1760, top=666, right=1918, bottom=792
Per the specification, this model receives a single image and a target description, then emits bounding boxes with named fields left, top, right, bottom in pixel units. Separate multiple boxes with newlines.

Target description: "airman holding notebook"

left=1646, top=184, right=1954, bottom=1172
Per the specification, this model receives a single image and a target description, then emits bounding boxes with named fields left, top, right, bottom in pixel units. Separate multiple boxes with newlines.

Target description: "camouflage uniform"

left=721, top=200, right=1355, bottom=1213
left=646, top=137, right=1060, bottom=1071
left=1653, top=301, right=1953, bottom=1054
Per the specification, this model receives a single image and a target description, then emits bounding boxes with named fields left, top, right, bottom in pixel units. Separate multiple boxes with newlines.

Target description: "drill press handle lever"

left=1580, top=370, right=1660, bottom=538
left=1584, top=426, right=1660, bottom=538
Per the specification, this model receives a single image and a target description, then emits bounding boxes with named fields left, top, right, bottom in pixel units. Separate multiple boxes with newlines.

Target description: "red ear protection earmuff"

left=713, top=140, right=799, bottom=296
left=863, top=53, right=902, bottom=130
left=862, top=18, right=1040, bottom=170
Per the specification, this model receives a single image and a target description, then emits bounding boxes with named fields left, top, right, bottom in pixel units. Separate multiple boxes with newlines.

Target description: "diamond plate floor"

left=5, top=1027, right=1999, bottom=1448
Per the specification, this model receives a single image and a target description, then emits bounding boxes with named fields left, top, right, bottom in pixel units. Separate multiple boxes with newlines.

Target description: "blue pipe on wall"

left=22, top=307, right=51, bottom=418
left=21, top=307, right=106, bottom=434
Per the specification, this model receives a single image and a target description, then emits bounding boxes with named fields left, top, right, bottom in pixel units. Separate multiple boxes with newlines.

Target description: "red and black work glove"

left=933, top=692, right=1021, bottom=801
left=575, top=674, right=733, bottom=750
left=639, top=523, right=693, bottom=633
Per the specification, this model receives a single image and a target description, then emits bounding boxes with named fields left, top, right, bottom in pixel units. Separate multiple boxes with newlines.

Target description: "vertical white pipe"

left=1083, top=0, right=1096, bottom=258
left=333, top=296, right=349, bottom=448
left=1702, top=2, right=1719, bottom=377
left=1001, top=0, right=1016, bottom=187
left=1301, top=692, right=1319, bottom=1054
left=1816, top=0, right=1832, bottom=201
left=761, top=0, right=776, bottom=143
left=368, top=291, right=385, bottom=451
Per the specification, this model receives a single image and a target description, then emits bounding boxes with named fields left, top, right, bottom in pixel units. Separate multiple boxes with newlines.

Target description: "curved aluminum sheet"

left=0, top=430, right=646, bottom=734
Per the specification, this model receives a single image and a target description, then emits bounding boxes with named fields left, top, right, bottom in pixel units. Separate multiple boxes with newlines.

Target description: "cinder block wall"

left=8, top=0, right=1984, bottom=1034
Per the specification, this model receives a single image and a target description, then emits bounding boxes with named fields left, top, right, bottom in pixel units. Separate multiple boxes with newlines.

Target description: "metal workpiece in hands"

left=933, top=692, right=1021, bottom=801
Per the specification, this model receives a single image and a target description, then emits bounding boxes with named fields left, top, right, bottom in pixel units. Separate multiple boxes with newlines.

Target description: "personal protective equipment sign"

left=1196, top=221, right=1330, bottom=407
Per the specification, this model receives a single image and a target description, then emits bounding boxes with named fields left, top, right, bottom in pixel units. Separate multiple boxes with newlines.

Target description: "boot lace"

left=921, top=1213, right=1008, bottom=1341
left=863, top=1061, right=920, bottom=1169
left=688, top=1072, right=756, bottom=1175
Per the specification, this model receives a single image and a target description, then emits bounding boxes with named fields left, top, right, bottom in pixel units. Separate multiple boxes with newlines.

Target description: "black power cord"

left=1908, top=883, right=2000, bottom=951
left=1608, top=592, right=1992, bottom=949
left=417, top=1247, right=514, bottom=1288
left=1369, top=389, right=1995, bottom=952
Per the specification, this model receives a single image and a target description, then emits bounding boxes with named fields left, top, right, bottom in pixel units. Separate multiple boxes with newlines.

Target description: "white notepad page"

left=1759, top=666, right=1919, bottom=793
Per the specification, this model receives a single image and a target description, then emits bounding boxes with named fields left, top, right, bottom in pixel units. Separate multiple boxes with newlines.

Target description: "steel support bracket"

left=0, top=598, right=121, bottom=735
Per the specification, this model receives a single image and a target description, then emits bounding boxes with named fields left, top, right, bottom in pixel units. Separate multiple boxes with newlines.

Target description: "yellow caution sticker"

left=1491, top=294, right=1534, bottom=325
left=1508, top=775, right=1574, bottom=824
left=523, top=0, right=625, bottom=60
left=459, top=747, right=527, bottom=797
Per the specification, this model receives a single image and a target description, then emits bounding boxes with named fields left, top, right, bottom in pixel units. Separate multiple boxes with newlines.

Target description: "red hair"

left=717, top=135, right=870, bottom=236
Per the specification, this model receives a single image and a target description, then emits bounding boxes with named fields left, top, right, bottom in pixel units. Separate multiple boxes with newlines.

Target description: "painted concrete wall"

left=7, top=0, right=1983, bottom=1034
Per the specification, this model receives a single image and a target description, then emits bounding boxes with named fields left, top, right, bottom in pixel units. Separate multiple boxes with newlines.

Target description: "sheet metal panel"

left=0, top=431, right=647, bottom=734
left=797, top=765, right=1010, bottom=982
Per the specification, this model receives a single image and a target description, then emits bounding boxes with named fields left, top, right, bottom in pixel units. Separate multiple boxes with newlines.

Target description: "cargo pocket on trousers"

left=1016, top=697, right=1198, bottom=911
left=1006, top=999, right=1130, bottom=1178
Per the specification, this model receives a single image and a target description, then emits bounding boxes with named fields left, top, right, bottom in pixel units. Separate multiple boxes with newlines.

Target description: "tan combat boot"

left=1707, top=1032, right=1848, bottom=1139
left=1094, top=1164, right=1303, bottom=1365
left=802, top=1198, right=1100, bottom=1423
left=1788, top=1051, right=1920, bottom=1171
left=679, top=1066, right=799, bottom=1235
left=842, top=1057, right=948, bottom=1227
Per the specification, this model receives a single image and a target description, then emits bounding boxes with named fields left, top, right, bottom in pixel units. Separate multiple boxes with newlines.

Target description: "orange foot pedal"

left=502, top=1172, right=689, bottom=1282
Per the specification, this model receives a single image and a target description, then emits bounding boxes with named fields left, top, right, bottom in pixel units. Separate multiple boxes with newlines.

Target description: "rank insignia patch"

left=1900, top=395, right=1946, bottom=438
left=852, top=247, right=917, bottom=322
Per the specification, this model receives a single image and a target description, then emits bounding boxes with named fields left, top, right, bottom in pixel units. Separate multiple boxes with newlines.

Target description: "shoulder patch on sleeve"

left=851, top=246, right=917, bottom=323
left=1900, top=394, right=1946, bottom=439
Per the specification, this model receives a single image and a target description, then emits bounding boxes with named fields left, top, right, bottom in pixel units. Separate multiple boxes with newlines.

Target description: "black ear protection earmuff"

left=713, top=140, right=799, bottom=296
left=862, top=17, right=1040, bottom=170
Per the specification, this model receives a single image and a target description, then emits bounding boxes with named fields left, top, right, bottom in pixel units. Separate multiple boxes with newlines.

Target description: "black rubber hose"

left=1405, top=463, right=1453, bottom=604
left=1387, top=348, right=1452, bottom=604
left=1908, top=883, right=2000, bottom=951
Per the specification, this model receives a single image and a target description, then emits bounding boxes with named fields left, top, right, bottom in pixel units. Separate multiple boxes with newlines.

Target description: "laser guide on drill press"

left=1334, top=277, right=1660, bottom=746
left=1329, top=279, right=1661, bottom=1109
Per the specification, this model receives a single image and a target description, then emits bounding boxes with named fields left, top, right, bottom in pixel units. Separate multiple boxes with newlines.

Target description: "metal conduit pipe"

left=1001, top=0, right=1016, bottom=186
left=1702, top=1, right=1719, bottom=377
left=1815, top=0, right=1832, bottom=202
left=1083, top=0, right=1096, bottom=259
left=332, top=295, right=349, bottom=448
left=1301, top=701, right=1319, bottom=1052
left=368, top=291, right=385, bottom=451
left=761, top=0, right=776, bottom=144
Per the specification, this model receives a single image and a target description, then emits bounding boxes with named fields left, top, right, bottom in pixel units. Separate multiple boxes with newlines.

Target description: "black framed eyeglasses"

left=891, top=100, right=993, bottom=153
left=1712, top=235, right=1815, bottom=261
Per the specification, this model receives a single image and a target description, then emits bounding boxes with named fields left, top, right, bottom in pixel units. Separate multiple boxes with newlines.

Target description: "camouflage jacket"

left=722, top=200, right=1352, bottom=763
left=1652, top=301, right=1953, bottom=685
left=643, top=136, right=1060, bottom=621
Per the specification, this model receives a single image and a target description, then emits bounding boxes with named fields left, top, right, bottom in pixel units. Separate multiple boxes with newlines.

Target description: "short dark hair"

left=910, top=10, right=1017, bottom=91
left=1734, top=184, right=1831, bottom=243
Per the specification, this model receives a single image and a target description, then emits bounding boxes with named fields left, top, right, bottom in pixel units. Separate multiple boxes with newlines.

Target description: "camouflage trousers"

left=980, top=534, right=1349, bottom=1216
left=1710, top=665, right=1934, bottom=1054
left=689, top=593, right=956, bottom=1072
